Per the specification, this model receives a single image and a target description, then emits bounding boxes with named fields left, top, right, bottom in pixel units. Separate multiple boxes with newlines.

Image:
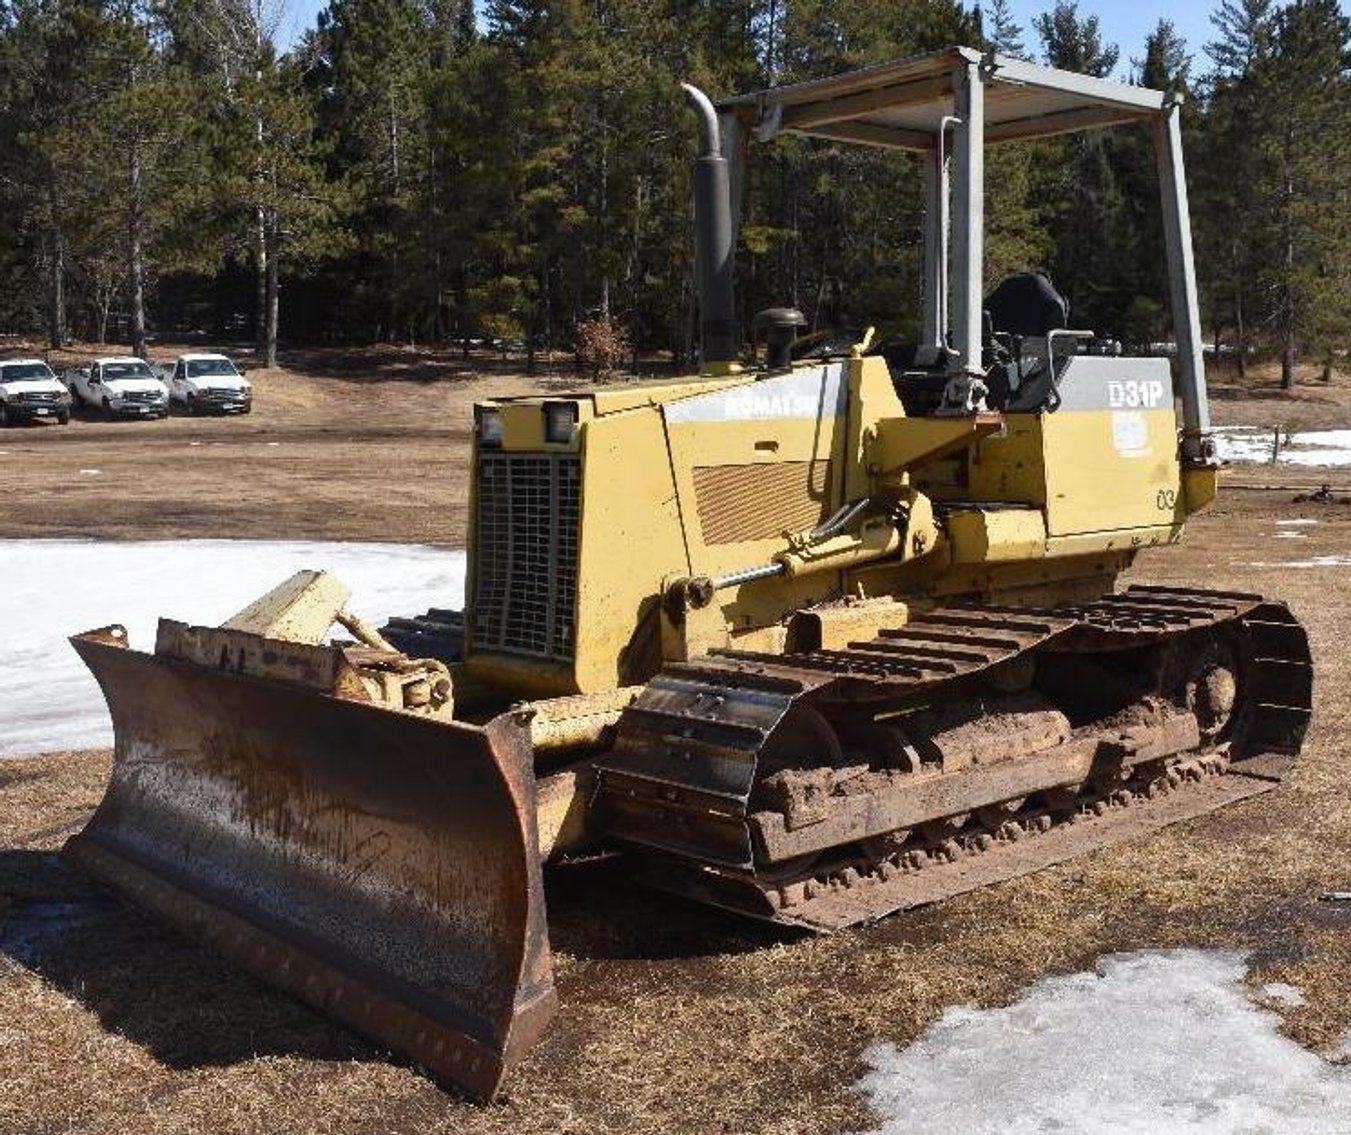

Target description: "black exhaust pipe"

left=681, top=83, right=739, bottom=367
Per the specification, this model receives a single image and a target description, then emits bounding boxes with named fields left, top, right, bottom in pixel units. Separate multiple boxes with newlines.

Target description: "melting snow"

left=1276, top=519, right=1319, bottom=527
left=858, top=950, right=1351, bottom=1135
left=1, top=539, right=464, bottom=757
left=1214, top=427, right=1351, bottom=467
left=1249, top=555, right=1351, bottom=568
left=1257, top=982, right=1307, bottom=1009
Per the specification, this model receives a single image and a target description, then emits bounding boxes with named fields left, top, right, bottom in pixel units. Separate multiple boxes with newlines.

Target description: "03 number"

left=1156, top=488, right=1178, bottom=510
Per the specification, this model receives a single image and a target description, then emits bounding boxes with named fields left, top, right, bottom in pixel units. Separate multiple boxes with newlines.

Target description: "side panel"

left=1043, top=356, right=1181, bottom=536
left=662, top=364, right=851, bottom=631
left=572, top=409, right=690, bottom=692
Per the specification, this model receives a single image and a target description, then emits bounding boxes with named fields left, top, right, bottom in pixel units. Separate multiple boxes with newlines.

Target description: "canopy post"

left=950, top=60, right=985, bottom=374
left=920, top=138, right=950, bottom=356
left=1154, top=99, right=1211, bottom=461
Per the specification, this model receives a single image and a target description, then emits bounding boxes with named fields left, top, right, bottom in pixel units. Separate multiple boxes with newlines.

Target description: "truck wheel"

left=102, top=398, right=114, bottom=421
left=186, top=394, right=197, bottom=416
left=57, top=410, right=70, bottom=425
left=0, top=402, right=10, bottom=427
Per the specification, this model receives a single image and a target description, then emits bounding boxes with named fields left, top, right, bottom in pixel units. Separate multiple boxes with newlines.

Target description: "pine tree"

left=1206, top=0, right=1274, bottom=75
left=1031, top=2, right=1129, bottom=337
left=1255, top=0, right=1351, bottom=387
left=981, top=0, right=1027, bottom=58
left=1196, top=0, right=1277, bottom=376
left=1034, top=1, right=1119, bottom=76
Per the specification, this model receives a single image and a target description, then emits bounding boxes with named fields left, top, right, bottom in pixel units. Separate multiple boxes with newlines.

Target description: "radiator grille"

left=472, top=452, right=580, bottom=660
left=693, top=460, right=832, bottom=544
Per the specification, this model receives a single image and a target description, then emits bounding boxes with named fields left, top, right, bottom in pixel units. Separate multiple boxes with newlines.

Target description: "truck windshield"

left=1, top=364, right=54, bottom=382
left=103, top=363, right=155, bottom=380
left=186, top=359, right=240, bottom=378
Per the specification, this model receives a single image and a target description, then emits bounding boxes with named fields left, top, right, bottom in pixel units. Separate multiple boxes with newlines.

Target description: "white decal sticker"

left=1112, top=410, right=1152, bottom=457
left=1107, top=379, right=1167, bottom=409
left=663, top=365, right=845, bottom=424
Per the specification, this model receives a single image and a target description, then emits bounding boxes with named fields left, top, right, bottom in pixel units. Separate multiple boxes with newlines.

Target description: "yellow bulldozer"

left=68, top=48, right=1312, bottom=1101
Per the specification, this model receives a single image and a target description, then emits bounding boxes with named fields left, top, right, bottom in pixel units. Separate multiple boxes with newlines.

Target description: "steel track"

left=593, top=586, right=1313, bottom=929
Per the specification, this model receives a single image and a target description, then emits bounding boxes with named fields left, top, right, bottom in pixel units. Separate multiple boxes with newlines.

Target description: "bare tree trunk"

left=98, top=283, right=112, bottom=345
left=255, top=205, right=268, bottom=352
left=128, top=138, right=148, bottom=359
left=47, top=223, right=66, bottom=349
left=264, top=215, right=279, bottom=368
left=1231, top=242, right=1247, bottom=380
left=251, top=10, right=268, bottom=356
left=1280, top=159, right=1295, bottom=391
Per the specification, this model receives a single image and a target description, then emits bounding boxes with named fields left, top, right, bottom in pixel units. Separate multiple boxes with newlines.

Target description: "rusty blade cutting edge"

left=66, top=631, right=556, bottom=1102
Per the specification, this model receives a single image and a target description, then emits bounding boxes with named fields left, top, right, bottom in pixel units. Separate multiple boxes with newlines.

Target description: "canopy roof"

left=717, top=47, right=1170, bottom=152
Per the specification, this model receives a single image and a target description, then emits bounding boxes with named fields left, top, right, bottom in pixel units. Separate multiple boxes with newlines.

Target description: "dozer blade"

left=65, top=628, right=555, bottom=1102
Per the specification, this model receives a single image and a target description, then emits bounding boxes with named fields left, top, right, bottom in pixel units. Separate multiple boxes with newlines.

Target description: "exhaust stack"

left=682, top=83, right=739, bottom=367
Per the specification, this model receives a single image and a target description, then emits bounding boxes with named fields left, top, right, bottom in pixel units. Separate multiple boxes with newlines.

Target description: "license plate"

left=222, top=403, right=242, bottom=411
left=138, top=407, right=154, bottom=415
left=35, top=408, right=50, bottom=416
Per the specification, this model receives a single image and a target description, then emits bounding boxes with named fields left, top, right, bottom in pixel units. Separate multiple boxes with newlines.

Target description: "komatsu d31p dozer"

left=69, top=48, right=1312, bottom=1101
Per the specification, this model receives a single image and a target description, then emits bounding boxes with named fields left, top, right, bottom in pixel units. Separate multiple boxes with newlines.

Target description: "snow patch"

left=1249, top=555, right=1351, bottom=568
left=1214, top=427, right=1351, bottom=468
left=1276, top=519, right=1319, bottom=527
left=1275, top=532, right=1309, bottom=540
left=77, top=468, right=100, bottom=476
left=1, top=539, right=464, bottom=757
left=858, top=949, right=1351, bottom=1135
left=1257, top=981, right=1307, bottom=1009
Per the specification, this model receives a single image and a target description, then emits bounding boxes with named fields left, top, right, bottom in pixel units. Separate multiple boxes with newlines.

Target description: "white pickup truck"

left=165, top=353, right=252, bottom=414
left=65, top=357, right=170, bottom=419
left=0, top=358, right=72, bottom=425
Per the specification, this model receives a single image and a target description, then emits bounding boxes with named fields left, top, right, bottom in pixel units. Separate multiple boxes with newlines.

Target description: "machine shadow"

left=0, top=847, right=797, bottom=1078
left=0, top=849, right=379, bottom=1071
left=542, top=853, right=806, bottom=961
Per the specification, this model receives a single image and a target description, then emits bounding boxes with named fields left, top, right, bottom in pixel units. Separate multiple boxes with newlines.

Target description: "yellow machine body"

left=67, top=48, right=1307, bottom=1107
left=463, top=352, right=1215, bottom=701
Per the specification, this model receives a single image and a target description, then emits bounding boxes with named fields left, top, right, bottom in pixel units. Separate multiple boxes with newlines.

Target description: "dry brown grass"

left=3, top=349, right=1351, bottom=1132
left=1208, top=357, right=1351, bottom=432
left=0, top=340, right=562, bottom=545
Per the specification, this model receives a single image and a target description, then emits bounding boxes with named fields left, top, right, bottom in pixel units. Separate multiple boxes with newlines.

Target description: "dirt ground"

left=0, top=341, right=570, bottom=545
left=3, top=346, right=1351, bottom=1134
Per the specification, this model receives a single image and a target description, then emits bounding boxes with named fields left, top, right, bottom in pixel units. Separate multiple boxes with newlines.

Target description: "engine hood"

left=186, top=375, right=249, bottom=393
left=0, top=376, right=66, bottom=397
left=105, top=377, right=169, bottom=396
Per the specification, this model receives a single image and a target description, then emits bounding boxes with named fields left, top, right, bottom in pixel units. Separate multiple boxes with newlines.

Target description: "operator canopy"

left=717, top=46, right=1173, bottom=150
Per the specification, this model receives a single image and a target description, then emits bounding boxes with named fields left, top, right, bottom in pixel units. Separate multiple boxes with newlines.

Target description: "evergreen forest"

left=1, top=0, right=1348, bottom=385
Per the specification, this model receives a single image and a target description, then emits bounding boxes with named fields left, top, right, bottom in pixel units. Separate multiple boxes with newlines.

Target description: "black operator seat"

left=983, top=272, right=1071, bottom=411
left=985, top=272, right=1069, bottom=338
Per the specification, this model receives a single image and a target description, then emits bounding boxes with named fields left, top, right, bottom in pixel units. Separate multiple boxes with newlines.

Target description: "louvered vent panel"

left=693, top=460, right=832, bottom=545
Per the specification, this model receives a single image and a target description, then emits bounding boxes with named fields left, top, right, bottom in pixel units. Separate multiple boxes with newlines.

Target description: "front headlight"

left=542, top=400, right=579, bottom=444
left=476, top=405, right=504, bottom=447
